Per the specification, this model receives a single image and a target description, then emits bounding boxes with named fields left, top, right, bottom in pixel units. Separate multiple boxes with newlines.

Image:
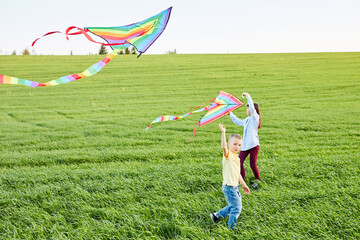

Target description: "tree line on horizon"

left=2, top=45, right=177, bottom=55
left=98, top=45, right=137, bottom=55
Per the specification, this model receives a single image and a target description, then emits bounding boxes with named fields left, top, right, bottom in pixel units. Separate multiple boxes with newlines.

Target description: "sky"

left=0, top=0, right=359, bottom=55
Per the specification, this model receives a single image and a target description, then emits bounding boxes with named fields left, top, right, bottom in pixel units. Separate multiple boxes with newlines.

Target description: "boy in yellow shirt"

left=210, top=123, right=251, bottom=229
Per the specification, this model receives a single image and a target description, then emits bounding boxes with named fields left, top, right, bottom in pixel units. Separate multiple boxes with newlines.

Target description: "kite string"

left=189, top=97, right=216, bottom=110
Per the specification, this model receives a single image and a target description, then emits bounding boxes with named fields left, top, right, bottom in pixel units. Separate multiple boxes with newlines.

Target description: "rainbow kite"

left=0, top=7, right=172, bottom=88
left=146, top=91, right=244, bottom=141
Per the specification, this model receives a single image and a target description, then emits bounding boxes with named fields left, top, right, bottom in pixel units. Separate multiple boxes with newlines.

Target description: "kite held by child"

left=210, top=123, right=250, bottom=230
left=146, top=90, right=243, bottom=141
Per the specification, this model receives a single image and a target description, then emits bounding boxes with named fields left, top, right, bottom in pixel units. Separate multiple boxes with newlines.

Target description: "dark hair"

left=247, top=102, right=261, bottom=129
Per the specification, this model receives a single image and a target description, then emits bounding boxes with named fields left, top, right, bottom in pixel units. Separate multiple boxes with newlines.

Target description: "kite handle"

left=189, top=97, right=216, bottom=110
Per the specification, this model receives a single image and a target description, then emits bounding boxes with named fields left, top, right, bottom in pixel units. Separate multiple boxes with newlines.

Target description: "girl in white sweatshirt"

left=229, top=92, right=261, bottom=182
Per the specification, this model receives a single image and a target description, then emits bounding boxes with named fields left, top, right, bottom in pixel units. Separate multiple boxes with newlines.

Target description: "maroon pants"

left=239, top=145, right=261, bottom=181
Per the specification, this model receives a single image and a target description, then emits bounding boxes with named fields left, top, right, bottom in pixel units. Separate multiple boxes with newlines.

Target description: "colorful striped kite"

left=0, top=7, right=172, bottom=88
left=146, top=91, right=244, bottom=141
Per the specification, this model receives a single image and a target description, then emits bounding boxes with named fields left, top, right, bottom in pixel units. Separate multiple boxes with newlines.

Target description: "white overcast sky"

left=0, top=0, right=359, bottom=55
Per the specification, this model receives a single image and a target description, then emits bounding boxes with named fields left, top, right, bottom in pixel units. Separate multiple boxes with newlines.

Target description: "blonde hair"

left=229, top=134, right=242, bottom=142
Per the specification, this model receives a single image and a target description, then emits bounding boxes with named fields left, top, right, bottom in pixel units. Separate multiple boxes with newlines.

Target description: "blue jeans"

left=215, top=185, right=242, bottom=229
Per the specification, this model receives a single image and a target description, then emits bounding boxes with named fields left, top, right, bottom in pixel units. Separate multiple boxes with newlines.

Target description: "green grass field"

left=0, top=52, right=359, bottom=239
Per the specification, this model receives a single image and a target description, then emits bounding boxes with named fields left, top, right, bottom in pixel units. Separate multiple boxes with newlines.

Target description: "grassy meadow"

left=0, top=52, right=359, bottom=239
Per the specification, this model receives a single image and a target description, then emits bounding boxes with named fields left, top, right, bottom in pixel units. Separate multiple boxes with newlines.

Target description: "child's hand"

left=242, top=92, right=249, bottom=98
left=219, top=123, right=226, bottom=133
left=242, top=185, right=251, bottom=194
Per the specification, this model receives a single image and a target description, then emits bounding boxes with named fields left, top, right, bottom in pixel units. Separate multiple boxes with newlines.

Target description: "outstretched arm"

left=219, top=123, right=229, bottom=157
left=229, top=112, right=246, bottom=126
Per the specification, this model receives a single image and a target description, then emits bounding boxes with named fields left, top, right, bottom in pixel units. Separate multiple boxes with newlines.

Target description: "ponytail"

left=254, top=103, right=261, bottom=129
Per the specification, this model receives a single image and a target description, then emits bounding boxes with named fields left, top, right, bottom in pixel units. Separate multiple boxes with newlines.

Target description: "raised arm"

left=243, top=92, right=258, bottom=117
left=219, top=123, right=229, bottom=157
left=229, top=112, right=246, bottom=126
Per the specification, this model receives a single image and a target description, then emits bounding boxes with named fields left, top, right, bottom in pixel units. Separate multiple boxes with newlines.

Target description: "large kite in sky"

left=0, top=7, right=172, bottom=88
left=146, top=91, right=244, bottom=141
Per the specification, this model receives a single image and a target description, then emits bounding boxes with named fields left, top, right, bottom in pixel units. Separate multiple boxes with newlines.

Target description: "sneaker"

left=251, top=182, right=258, bottom=190
left=210, top=213, right=220, bottom=223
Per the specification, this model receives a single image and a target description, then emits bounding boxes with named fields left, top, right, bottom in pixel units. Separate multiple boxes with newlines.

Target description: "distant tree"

left=131, top=47, right=137, bottom=55
left=22, top=48, right=30, bottom=55
left=98, top=45, right=108, bottom=55
left=166, top=49, right=177, bottom=54
left=70, top=50, right=73, bottom=55
left=11, top=50, right=16, bottom=55
left=124, top=47, right=130, bottom=55
left=118, top=50, right=124, bottom=55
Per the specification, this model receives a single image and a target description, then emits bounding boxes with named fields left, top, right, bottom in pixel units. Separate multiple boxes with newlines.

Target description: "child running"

left=229, top=92, right=261, bottom=188
left=210, top=123, right=250, bottom=230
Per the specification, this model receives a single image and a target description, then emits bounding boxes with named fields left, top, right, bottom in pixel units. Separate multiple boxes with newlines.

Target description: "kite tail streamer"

left=31, top=27, right=86, bottom=46
left=146, top=106, right=208, bottom=130
left=31, top=31, right=64, bottom=47
left=186, top=120, right=201, bottom=142
left=65, top=27, right=130, bottom=46
left=0, top=75, right=46, bottom=88
left=0, top=49, right=120, bottom=88
left=32, top=26, right=130, bottom=47
left=41, top=49, right=120, bottom=87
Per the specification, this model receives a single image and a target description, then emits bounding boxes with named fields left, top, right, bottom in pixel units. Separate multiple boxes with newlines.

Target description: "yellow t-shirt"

left=222, top=151, right=241, bottom=186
